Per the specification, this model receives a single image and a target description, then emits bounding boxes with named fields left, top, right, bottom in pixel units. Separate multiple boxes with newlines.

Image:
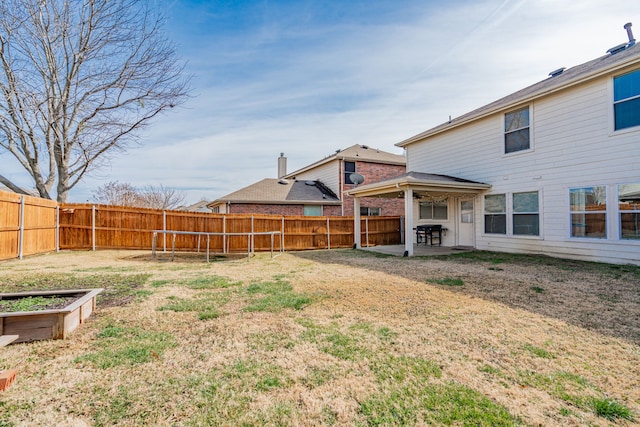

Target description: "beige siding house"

left=349, top=32, right=640, bottom=265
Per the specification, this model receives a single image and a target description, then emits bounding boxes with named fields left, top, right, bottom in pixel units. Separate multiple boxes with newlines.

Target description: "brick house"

left=208, top=144, right=406, bottom=216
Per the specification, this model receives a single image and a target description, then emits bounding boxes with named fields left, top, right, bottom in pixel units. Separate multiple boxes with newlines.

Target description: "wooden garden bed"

left=0, top=289, right=103, bottom=344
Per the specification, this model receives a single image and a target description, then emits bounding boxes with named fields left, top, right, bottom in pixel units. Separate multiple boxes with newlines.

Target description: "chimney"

left=277, top=153, right=287, bottom=178
left=625, top=22, right=636, bottom=47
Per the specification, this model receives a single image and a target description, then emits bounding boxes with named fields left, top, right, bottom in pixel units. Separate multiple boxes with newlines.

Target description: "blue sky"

left=3, top=0, right=640, bottom=204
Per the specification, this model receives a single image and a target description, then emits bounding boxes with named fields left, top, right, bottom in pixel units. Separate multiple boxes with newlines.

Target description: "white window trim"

left=482, top=193, right=507, bottom=236
left=503, top=104, right=535, bottom=157
left=616, top=183, right=640, bottom=241
left=482, top=190, right=543, bottom=239
left=567, top=185, right=608, bottom=240
left=609, top=71, right=640, bottom=135
left=419, top=200, right=449, bottom=221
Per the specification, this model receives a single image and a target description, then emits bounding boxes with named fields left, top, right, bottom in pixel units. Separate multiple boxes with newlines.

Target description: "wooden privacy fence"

left=0, top=191, right=58, bottom=261
left=57, top=203, right=402, bottom=253
left=0, top=193, right=401, bottom=260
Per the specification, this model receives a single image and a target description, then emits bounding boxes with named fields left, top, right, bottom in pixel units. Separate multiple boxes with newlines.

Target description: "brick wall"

left=229, top=203, right=343, bottom=216
left=226, top=159, right=406, bottom=217
left=342, top=161, right=405, bottom=216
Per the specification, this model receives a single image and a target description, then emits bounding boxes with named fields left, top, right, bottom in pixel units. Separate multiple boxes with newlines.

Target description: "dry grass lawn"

left=0, top=248, right=639, bottom=426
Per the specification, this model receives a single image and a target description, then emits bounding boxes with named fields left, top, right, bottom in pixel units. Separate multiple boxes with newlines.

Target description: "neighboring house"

left=348, top=27, right=640, bottom=265
left=209, top=144, right=406, bottom=216
left=0, top=182, right=39, bottom=197
left=208, top=178, right=342, bottom=215
left=177, top=200, right=213, bottom=213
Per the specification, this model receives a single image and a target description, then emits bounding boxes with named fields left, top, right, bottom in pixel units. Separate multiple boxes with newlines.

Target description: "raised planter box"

left=0, top=289, right=103, bottom=344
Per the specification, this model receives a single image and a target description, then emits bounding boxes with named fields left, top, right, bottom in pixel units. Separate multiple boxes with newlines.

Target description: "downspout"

left=340, top=160, right=345, bottom=216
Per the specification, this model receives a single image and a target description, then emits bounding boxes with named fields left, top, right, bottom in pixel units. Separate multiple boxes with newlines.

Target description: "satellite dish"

left=349, top=173, right=365, bottom=186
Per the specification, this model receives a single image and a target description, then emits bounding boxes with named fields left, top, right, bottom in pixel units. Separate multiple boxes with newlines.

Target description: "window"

left=570, top=187, right=606, bottom=238
left=619, top=183, right=640, bottom=239
left=504, top=106, right=530, bottom=153
left=513, top=191, right=539, bottom=236
left=484, top=194, right=506, bottom=234
left=360, top=207, right=380, bottom=216
left=460, top=200, right=474, bottom=223
left=614, top=69, right=640, bottom=130
left=419, top=201, right=447, bottom=220
left=304, top=205, right=322, bottom=216
left=344, top=161, right=356, bottom=184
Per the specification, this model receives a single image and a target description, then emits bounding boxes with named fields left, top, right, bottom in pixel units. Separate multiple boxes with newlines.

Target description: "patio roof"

left=345, top=171, right=491, bottom=198
left=348, top=172, right=490, bottom=257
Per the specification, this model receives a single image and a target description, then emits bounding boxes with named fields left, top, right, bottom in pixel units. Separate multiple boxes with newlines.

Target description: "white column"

left=353, top=196, right=361, bottom=248
left=404, top=188, right=414, bottom=256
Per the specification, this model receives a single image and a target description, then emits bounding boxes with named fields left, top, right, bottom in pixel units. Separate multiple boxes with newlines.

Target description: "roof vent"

left=607, top=42, right=628, bottom=55
left=305, top=180, right=316, bottom=186
left=607, top=22, right=636, bottom=55
left=548, top=67, right=566, bottom=77
left=625, top=22, right=635, bottom=47
left=278, top=179, right=289, bottom=185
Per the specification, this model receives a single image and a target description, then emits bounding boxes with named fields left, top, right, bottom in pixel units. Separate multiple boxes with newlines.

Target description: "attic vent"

left=607, top=42, right=628, bottom=55
left=607, top=22, right=636, bottom=55
left=548, top=67, right=566, bottom=77
left=625, top=22, right=636, bottom=47
left=305, top=180, right=316, bottom=186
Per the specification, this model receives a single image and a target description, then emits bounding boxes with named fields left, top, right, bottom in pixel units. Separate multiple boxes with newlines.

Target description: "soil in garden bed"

left=0, top=295, right=79, bottom=312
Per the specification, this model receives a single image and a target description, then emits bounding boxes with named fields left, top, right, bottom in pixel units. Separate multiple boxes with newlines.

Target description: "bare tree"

left=139, top=184, right=185, bottom=210
left=92, top=181, right=141, bottom=207
left=0, top=0, right=190, bottom=201
left=92, top=181, right=185, bottom=210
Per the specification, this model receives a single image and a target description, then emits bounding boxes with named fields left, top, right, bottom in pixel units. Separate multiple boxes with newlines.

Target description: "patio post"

left=404, top=188, right=414, bottom=256
left=353, top=196, right=361, bottom=248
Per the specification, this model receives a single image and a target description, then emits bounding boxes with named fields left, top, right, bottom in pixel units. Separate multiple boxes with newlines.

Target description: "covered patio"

left=347, top=172, right=491, bottom=256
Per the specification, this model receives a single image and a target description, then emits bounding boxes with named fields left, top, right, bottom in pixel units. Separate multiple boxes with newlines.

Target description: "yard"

left=0, top=249, right=638, bottom=426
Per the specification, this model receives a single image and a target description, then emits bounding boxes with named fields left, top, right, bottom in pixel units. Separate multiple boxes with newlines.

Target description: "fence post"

left=163, top=210, right=167, bottom=252
left=251, top=215, right=254, bottom=253
left=326, top=217, right=331, bottom=250
left=365, top=216, right=369, bottom=247
left=91, top=205, right=96, bottom=251
left=281, top=216, right=285, bottom=252
left=18, top=195, right=25, bottom=260
left=223, top=215, right=227, bottom=254
left=55, top=205, right=60, bottom=252
left=400, top=216, right=405, bottom=244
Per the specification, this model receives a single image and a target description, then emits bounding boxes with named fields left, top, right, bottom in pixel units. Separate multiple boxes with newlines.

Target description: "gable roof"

left=0, top=182, right=40, bottom=197
left=346, top=171, right=490, bottom=198
left=177, top=200, right=212, bottom=212
left=285, top=144, right=405, bottom=178
left=209, top=178, right=340, bottom=206
left=397, top=42, right=640, bottom=147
